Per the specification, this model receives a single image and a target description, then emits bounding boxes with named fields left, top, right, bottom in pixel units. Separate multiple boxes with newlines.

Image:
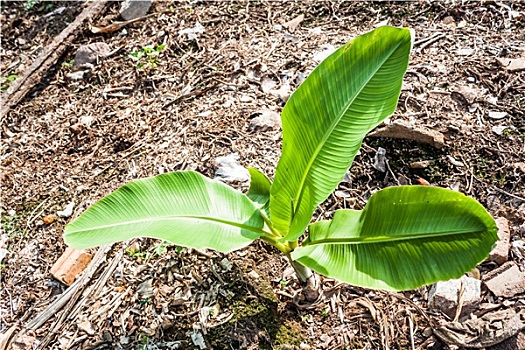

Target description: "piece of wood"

left=27, top=245, right=110, bottom=331
left=0, top=1, right=108, bottom=119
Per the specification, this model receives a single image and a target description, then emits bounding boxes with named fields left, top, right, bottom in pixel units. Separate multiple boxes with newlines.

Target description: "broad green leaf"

left=64, top=171, right=266, bottom=252
left=270, top=26, right=413, bottom=241
left=291, top=186, right=498, bottom=291
left=247, top=167, right=272, bottom=210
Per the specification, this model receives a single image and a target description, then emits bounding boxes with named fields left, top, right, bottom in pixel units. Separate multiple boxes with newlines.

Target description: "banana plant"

left=64, top=26, right=498, bottom=292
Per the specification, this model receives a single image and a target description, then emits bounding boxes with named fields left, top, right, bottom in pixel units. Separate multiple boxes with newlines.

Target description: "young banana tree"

left=64, top=26, right=498, bottom=294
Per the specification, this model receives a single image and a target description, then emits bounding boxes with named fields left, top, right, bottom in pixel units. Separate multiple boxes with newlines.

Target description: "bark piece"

left=483, top=261, right=525, bottom=298
left=488, top=217, right=511, bottom=265
left=50, top=247, right=93, bottom=286
left=368, top=119, right=445, bottom=148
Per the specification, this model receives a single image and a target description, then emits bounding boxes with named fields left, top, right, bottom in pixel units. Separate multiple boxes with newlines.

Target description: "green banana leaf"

left=270, top=26, right=413, bottom=241
left=64, top=171, right=266, bottom=252
left=247, top=167, right=272, bottom=211
left=291, top=186, right=498, bottom=291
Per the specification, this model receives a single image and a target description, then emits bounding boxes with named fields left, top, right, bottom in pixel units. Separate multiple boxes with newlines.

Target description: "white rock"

left=0, top=248, right=9, bottom=263
left=492, top=125, right=507, bottom=135
left=372, top=147, right=387, bottom=172
left=214, top=153, right=249, bottom=183
left=428, top=275, right=481, bottom=320
left=120, top=0, right=151, bottom=21
left=247, top=270, right=260, bottom=280
left=74, top=42, right=110, bottom=67
left=313, top=44, right=336, bottom=62
left=57, top=202, right=75, bottom=218
left=249, top=109, right=281, bottom=131
left=178, top=22, right=205, bottom=41
left=191, top=330, right=206, bottom=349
left=488, top=111, right=508, bottom=120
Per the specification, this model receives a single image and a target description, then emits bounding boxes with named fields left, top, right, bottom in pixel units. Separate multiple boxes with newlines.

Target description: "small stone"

left=0, top=248, right=9, bottom=263
left=178, top=22, right=205, bottom=41
left=313, top=44, right=336, bottom=62
left=410, top=160, right=433, bottom=169
left=120, top=0, right=151, bottom=21
left=456, top=48, right=475, bottom=56
left=443, top=16, right=456, bottom=25
left=249, top=109, right=281, bottom=131
left=483, top=261, right=525, bottom=298
left=488, top=111, right=508, bottom=120
left=239, top=95, right=253, bottom=103
left=283, top=14, right=304, bottom=31
left=220, top=258, right=232, bottom=271
left=57, top=202, right=75, bottom=218
left=214, top=153, right=250, bottom=183
left=66, top=70, right=87, bottom=81
left=423, top=327, right=433, bottom=337
left=428, top=275, right=481, bottom=320
left=452, top=85, right=478, bottom=105
left=488, top=217, right=511, bottom=265
left=191, top=330, right=206, bottom=349
left=269, top=83, right=291, bottom=102
left=447, top=155, right=465, bottom=167
left=496, top=57, right=525, bottom=72
left=247, top=270, right=260, bottom=280
left=77, top=320, right=95, bottom=335
left=319, top=334, right=332, bottom=348
left=372, top=147, right=387, bottom=172
left=261, top=77, right=278, bottom=93
left=492, top=125, right=507, bottom=135
left=74, top=42, right=110, bottom=67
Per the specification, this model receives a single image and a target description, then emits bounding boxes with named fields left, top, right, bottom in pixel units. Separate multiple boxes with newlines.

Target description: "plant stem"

left=286, top=254, right=313, bottom=283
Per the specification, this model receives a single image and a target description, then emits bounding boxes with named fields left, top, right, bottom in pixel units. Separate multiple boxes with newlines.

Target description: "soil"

left=1, top=1, right=524, bottom=350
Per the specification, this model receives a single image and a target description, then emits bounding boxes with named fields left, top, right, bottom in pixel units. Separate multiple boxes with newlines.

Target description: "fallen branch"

left=0, top=1, right=108, bottom=119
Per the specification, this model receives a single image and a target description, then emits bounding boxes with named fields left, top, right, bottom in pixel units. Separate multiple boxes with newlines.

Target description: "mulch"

left=1, top=1, right=524, bottom=349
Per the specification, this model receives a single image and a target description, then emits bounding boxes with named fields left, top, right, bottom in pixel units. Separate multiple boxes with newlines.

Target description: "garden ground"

left=1, top=1, right=524, bottom=349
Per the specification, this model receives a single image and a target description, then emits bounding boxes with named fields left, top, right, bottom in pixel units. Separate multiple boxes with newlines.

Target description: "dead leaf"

left=434, top=308, right=525, bottom=348
left=90, top=14, right=152, bottom=34
left=416, top=177, right=431, bottom=186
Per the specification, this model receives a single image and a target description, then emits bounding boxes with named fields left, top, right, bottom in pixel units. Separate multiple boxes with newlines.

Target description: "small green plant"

left=23, top=0, right=37, bottom=10
left=125, top=247, right=148, bottom=260
left=1, top=211, right=22, bottom=238
left=61, top=59, right=75, bottom=69
left=64, top=27, right=497, bottom=293
left=0, top=74, right=19, bottom=90
left=150, top=240, right=171, bottom=256
left=129, top=44, right=166, bottom=69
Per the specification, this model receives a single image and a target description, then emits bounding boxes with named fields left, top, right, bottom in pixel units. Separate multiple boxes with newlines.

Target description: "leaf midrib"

left=290, top=40, right=405, bottom=232
left=302, top=228, right=488, bottom=246
left=67, top=215, right=269, bottom=235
